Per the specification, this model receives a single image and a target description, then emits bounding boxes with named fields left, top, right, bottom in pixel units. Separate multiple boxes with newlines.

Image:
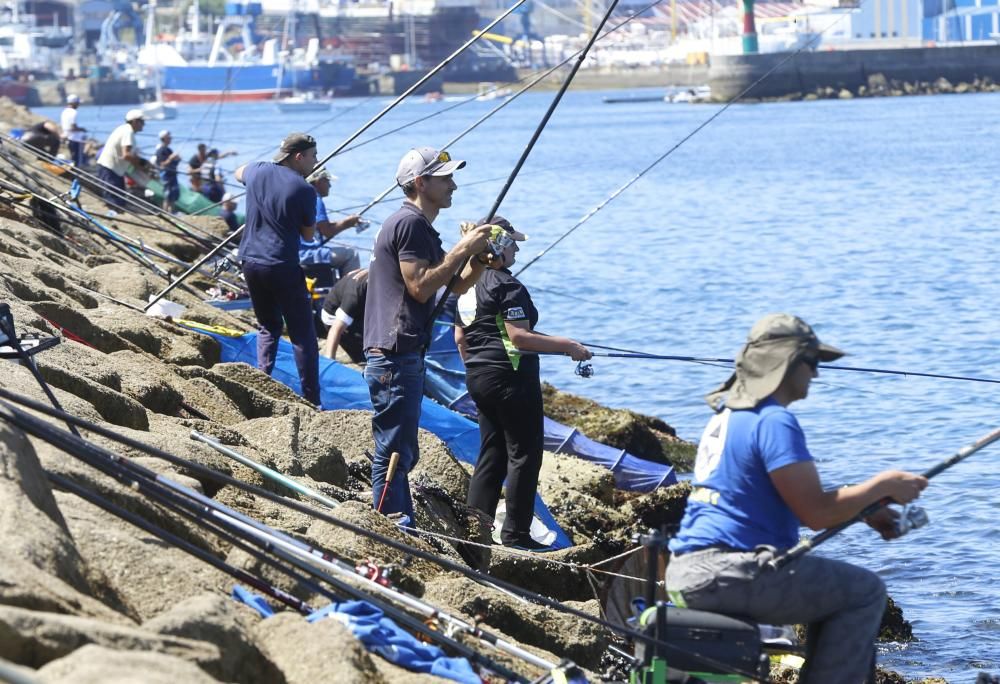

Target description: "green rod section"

left=190, top=430, right=340, bottom=509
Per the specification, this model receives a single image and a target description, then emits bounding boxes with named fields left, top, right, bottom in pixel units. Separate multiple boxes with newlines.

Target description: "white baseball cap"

left=125, top=109, right=145, bottom=122
left=395, top=147, right=465, bottom=186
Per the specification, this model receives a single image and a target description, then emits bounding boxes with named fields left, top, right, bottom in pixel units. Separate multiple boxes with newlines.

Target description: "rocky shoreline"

left=0, top=98, right=932, bottom=683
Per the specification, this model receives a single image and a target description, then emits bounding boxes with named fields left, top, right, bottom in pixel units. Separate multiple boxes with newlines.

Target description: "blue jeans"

left=364, top=351, right=425, bottom=522
left=96, top=165, right=125, bottom=209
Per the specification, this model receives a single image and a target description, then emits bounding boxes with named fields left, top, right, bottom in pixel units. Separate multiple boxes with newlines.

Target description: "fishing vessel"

left=154, top=0, right=320, bottom=103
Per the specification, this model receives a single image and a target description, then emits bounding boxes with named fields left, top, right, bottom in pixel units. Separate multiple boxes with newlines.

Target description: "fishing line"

left=161, top=0, right=534, bottom=299
left=512, top=7, right=867, bottom=277
left=310, top=0, right=531, bottom=174
left=0, top=133, right=217, bottom=247
left=545, top=342, right=1000, bottom=385
left=427, top=0, right=625, bottom=332
left=316, top=0, right=669, bottom=251
left=241, top=93, right=382, bottom=160
left=0, top=387, right=759, bottom=680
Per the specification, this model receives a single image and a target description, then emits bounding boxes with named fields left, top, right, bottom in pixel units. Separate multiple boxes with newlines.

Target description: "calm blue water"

left=38, top=89, right=1000, bottom=679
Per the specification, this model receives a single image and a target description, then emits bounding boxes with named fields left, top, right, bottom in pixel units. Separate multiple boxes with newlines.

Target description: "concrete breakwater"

left=709, top=44, right=1000, bottom=100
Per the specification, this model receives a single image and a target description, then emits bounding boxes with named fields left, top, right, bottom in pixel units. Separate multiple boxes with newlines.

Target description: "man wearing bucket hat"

left=95, top=109, right=146, bottom=210
left=298, top=166, right=362, bottom=283
left=363, top=146, right=495, bottom=523
left=666, top=314, right=928, bottom=683
left=234, top=132, right=322, bottom=405
left=455, top=216, right=591, bottom=551
left=60, top=94, right=86, bottom=167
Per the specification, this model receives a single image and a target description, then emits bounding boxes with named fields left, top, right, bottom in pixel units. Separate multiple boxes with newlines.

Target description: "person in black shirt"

left=155, top=130, right=181, bottom=213
left=320, top=268, right=367, bottom=364
left=455, top=216, right=592, bottom=550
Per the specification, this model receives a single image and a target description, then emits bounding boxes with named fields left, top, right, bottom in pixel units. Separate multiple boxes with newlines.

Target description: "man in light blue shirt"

left=299, top=167, right=362, bottom=283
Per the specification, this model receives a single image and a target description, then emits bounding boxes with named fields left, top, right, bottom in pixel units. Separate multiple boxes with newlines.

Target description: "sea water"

left=39, top=87, right=1000, bottom=679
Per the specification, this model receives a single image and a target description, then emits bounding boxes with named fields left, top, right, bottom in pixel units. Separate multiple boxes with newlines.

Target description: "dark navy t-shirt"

left=363, top=202, right=446, bottom=354
left=456, top=268, right=539, bottom=373
left=238, top=162, right=316, bottom=267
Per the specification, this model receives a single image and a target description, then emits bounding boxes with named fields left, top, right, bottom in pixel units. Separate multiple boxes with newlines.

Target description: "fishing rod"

left=191, top=430, right=342, bottom=508
left=768, top=426, right=1000, bottom=571
left=0, top=133, right=217, bottom=248
left=0, top=387, right=759, bottom=679
left=534, top=342, right=1000, bottom=385
left=315, top=60, right=563, bottom=249
left=5, top=405, right=538, bottom=682
left=144, top=226, right=244, bottom=312
left=426, top=0, right=625, bottom=334
left=316, top=1, right=665, bottom=251
left=512, top=12, right=866, bottom=278
left=157, top=2, right=531, bottom=305
left=311, top=0, right=530, bottom=174
left=46, top=470, right=317, bottom=615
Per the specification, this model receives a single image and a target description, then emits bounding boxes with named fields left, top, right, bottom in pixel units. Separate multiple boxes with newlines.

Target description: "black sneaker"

left=501, top=537, right=551, bottom=552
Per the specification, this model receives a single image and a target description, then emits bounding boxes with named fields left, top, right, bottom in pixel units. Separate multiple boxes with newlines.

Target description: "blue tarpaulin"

left=199, top=330, right=572, bottom=549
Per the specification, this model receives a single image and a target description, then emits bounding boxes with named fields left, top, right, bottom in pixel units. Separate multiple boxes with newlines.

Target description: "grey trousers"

left=666, top=546, right=886, bottom=684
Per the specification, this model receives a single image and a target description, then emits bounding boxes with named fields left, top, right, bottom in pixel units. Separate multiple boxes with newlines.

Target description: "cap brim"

left=426, top=159, right=466, bottom=176
left=817, top=342, right=845, bottom=362
left=509, top=229, right=528, bottom=241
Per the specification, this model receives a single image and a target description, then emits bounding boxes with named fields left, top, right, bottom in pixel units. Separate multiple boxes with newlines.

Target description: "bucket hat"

left=705, top=313, right=845, bottom=410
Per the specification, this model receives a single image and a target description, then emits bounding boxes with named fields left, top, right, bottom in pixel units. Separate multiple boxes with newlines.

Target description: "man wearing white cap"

left=60, top=94, right=86, bottom=167
left=298, top=167, right=362, bottom=283
left=362, top=146, right=494, bottom=524
left=96, top=109, right=146, bottom=210
left=666, top=314, right=928, bottom=683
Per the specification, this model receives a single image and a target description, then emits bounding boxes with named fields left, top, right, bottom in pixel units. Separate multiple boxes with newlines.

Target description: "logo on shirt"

left=503, top=307, right=526, bottom=320
left=694, top=408, right=731, bottom=483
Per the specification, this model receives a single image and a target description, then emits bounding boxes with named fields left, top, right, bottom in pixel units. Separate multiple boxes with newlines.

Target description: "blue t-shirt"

left=298, top=191, right=329, bottom=254
left=363, top=201, right=446, bottom=354
left=669, top=398, right=814, bottom=554
left=238, top=162, right=316, bottom=267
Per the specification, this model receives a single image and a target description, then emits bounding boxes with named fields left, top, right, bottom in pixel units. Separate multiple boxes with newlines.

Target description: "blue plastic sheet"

left=308, top=600, right=480, bottom=684
left=231, top=587, right=479, bottom=684
left=197, top=330, right=572, bottom=549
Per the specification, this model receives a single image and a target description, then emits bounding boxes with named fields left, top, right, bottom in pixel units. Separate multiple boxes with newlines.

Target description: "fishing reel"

left=487, top=226, right=516, bottom=258
left=355, top=559, right=394, bottom=588
left=896, top=504, right=929, bottom=536
left=575, top=361, right=594, bottom=378
left=355, top=218, right=371, bottom=233
left=0, top=303, right=60, bottom=359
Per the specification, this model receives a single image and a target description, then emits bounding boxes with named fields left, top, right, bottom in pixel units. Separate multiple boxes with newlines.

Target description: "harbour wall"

left=709, top=45, right=1000, bottom=100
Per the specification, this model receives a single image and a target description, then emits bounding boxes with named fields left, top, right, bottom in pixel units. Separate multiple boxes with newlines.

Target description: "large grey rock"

left=142, top=592, right=283, bottom=684
left=35, top=644, right=218, bottom=684
left=0, top=550, right=131, bottom=625
left=423, top=575, right=608, bottom=670
left=0, top=605, right=220, bottom=671
left=0, top=421, right=91, bottom=597
left=252, top=612, right=385, bottom=684
left=231, top=413, right=348, bottom=486
left=54, top=491, right=231, bottom=622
